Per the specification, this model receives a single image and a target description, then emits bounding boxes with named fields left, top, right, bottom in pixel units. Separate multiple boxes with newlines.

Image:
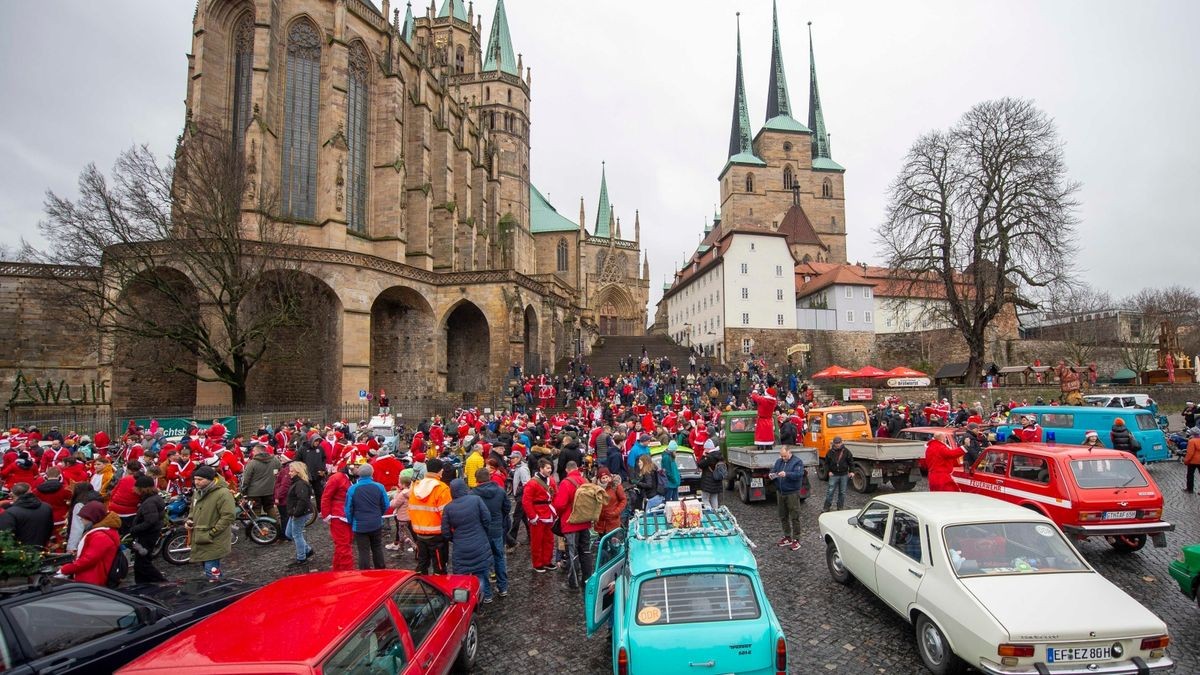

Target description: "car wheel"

left=919, top=468, right=929, bottom=477
left=850, top=463, right=875, bottom=493
left=1107, top=534, right=1147, bottom=553
left=890, top=476, right=915, bottom=492
left=248, top=517, right=280, bottom=545
left=825, top=540, right=852, bottom=585
left=452, top=619, right=479, bottom=673
left=162, top=529, right=192, bottom=566
left=817, top=457, right=830, bottom=482
left=915, top=614, right=967, bottom=675
left=737, top=474, right=751, bottom=504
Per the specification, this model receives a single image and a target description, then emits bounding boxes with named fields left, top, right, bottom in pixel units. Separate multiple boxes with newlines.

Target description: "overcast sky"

left=2, top=1, right=1197, bottom=311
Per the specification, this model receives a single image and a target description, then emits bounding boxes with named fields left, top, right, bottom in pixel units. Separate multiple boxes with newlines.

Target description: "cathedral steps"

left=559, top=335, right=724, bottom=376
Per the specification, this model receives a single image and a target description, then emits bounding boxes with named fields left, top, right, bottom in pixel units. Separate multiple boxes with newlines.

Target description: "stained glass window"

left=282, top=20, right=321, bottom=220
left=347, top=41, right=369, bottom=233
left=231, top=13, right=255, bottom=154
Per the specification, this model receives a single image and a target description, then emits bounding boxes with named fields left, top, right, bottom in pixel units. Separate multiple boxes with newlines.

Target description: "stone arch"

left=111, top=267, right=200, bottom=413
left=243, top=269, right=342, bottom=408
left=523, top=305, right=540, bottom=374
left=440, top=300, right=490, bottom=393
left=370, top=286, right=435, bottom=404
left=594, top=284, right=637, bottom=336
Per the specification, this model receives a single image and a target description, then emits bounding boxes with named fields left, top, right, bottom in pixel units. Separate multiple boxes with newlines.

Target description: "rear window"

left=1040, top=413, right=1074, bottom=428
left=1070, top=459, right=1148, bottom=489
left=826, top=411, right=868, bottom=427
left=635, top=573, right=760, bottom=625
left=1134, top=414, right=1158, bottom=431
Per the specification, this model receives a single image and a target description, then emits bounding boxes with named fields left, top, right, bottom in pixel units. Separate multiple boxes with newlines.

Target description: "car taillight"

left=617, top=646, right=629, bottom=675
left=1078, top=511, right=1104, bottom=521
left=997, top=644, right=1035, bottom=657
left=1140, top=635, right=1169, bottom=650
left=776, top=636, right=787, bottom=673
left=1140, top=508, right=1162, bottom=519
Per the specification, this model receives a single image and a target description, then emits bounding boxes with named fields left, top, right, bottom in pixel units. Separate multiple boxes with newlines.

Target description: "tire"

left=737, top=474, right=751, bottom=504
left=851, top=463, right=875, bottom=494
left=1107, top=534, right=1147, bottom=553
left=919, top=468, right=929, bottom=478
left=305, top=499, right=318, bottom=527
left=914, top=614, right=968, bottom=675
left=817, top=457, right=830, bottom=482
left=891, top=476, right=915, bottom=492
left=162, top=529, right=192, bottom=566
left=825, top=540, right=852, bottom=585
left=452, top=619, right=479, bottom=673
left=248, top=517, right=280, bottom=545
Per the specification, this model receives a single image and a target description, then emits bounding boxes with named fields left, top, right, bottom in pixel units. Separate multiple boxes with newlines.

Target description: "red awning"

left=812, top=365, right=856, bottom=379
left=848, top=366, right=889, bottom=379
left=884, top=366, right=929, bottom=378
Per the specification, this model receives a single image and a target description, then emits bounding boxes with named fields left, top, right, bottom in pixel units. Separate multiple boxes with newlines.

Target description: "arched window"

left=346, top=41, right=369, bottom=233
left=231, top=12, right=255, bottom=154
left=556, top=238, right=569, bottom=272
left=822, top=178, right=832, bottom=198
left=507, top=88, right=512, bottom=103
left=745, top=173, right=754, bottom=193
left=282, top=19, right=321, bottom=220
left=485, top=86, right=490, bottom=101
left=455, top=46, right=465, bottom=74
left=782, top=166, right=794, bottom=190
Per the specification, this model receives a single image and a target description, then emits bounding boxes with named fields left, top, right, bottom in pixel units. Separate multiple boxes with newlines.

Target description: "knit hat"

left=1114, top=418, right=1125, bottom=427
left=78, top=501, right=107, bottom=524
left=1084, top=430, right=1099, bottom=441
left=134, top=474, right=155, bottom=489
left=597, top=467, right=611, bottom=478
left=193, top=465, right=218, bottom=480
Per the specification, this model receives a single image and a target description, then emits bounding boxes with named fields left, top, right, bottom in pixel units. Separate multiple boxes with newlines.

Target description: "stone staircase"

left=558, top=334, right=723, bottom=376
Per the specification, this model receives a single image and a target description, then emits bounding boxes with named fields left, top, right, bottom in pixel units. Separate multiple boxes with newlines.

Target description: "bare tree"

left=1035, top=283, right=1113, bottom=366
left=1119, top=285, right=1200, bottom=375
left=877, top=98, right=1081, bottom=383
left=22, top=125, right=312, bottom=408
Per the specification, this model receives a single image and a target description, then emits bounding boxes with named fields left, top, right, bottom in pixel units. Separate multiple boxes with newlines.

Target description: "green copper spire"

left=594, top=163, right=612, bottom=238
left=808, top=22, right=842, bottom=170
left=483, top=0, right=518, bottom=76
left=726, top=13, right=764, bottom=167
left=401, top=1, right=414, bottom=45
left=766, top=0, right=790, bottom=119
left=437, top=0, right=467, bottom=22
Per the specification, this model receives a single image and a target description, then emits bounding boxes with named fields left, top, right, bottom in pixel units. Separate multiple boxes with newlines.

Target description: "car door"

left=1005, top=452, right=1065, bottom=518
left=874, top=509, right=927, bottom=615
left=392, top=580, right=452, bottom=674
left=585, top=527, right=627, bottom=636
left=839, top=501, right=890, bottom=593
left=320, top=606, right=407, bottom=675
left=4, top=587, right=162, bottom=675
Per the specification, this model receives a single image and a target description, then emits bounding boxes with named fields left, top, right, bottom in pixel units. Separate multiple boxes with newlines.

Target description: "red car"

left=116, top=570, right=481, bottom=674
left=894, top=426, right=966, bottom=476
left=950, top=442, right=1175, bottom=553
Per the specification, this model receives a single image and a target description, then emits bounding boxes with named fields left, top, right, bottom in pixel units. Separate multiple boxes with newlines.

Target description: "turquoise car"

left=1168, top=544, right=1200, bottom=607
left=584, top=505, right=788, bottom=674
left=997, top=405, right=1171, bottom=463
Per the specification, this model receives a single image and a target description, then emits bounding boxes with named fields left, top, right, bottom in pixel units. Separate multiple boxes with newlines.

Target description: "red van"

left=950, top=442, right=1174, bottom=553
left=117, top=570, right=481, bottom=674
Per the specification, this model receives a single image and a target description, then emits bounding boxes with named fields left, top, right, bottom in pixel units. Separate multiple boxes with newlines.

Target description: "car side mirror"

left=849, top=515, right=860, bottom=527
left=452, top=588, right=470, bottom=603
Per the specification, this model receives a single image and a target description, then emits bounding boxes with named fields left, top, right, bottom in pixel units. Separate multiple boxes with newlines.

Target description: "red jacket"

left=33, top=478, right=73, bottom=524
left=39, top=446, right=69, bottom=473
left=1, top=462, right=40, bottom=487
left=60, top=463, right=90, bottom=486
left=274, top=462, right=293, bottom=507
left=925, top=439, right=964, bottom=492
left=521, top=474, right=556, bottom=523
left=93, top=431, right=111, bottom=455
left=60, top=516, right=120, bottom=585
left=107, top=474, right=141, bottom=516
left=320, top=470, right=351, bottom=522
left=552, top=470, right=590, bottom=534
left=371, top=456, right=402, bottom=491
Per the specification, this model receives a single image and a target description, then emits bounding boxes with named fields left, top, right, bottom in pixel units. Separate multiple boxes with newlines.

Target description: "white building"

left=794, top=262, right=956, bottom=334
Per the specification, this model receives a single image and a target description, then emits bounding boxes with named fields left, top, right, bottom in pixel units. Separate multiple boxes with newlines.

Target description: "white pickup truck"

left=841, top=438, right=925, bottom=494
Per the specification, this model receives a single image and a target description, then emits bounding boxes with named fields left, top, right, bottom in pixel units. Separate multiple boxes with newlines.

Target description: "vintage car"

left=950, top=442, right=1174, bottom=553
left=895, top=425, right=967, bottom=476
left=1167, top=544, right=1200, bottom=607
left=819, top=493, right=1174, bottom=674
left=116, top=570, right=480, bottom=674
left=0, top=577, right=256, bottom=675
left=585, top=503, right=788, bottom=674
left=649, top=446, right=702, bottom=496
left=997, top=406, right=1171, bottom=463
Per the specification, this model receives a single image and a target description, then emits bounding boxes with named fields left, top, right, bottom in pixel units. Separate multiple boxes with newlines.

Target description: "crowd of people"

left=2, top=352, right=1197, bottom=599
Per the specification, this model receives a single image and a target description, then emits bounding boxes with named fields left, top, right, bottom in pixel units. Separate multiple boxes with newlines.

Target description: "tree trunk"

left=231, top=382, right=248, bottom=410
left=965, top=329, right=988, bottom=385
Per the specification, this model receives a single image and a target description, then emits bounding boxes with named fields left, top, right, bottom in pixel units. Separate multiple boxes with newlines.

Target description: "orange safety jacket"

left=408, top=477, right=452, bottom=536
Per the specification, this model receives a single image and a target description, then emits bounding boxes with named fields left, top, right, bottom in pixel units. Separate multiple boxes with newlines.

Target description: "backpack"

left=107, top=544, right=130, bottom=589
left=712, top=461, right=727, bottom=482
left=567, top=479, right=610, bottom=524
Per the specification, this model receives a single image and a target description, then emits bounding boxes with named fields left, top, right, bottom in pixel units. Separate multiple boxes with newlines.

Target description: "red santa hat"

left=767, top=387, right=777, bottom=397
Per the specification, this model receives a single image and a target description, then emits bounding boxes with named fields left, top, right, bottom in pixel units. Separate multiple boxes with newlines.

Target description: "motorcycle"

left=1168, top=428, right=1198, bottom=459
left=159, top=493, right=280, bottom=566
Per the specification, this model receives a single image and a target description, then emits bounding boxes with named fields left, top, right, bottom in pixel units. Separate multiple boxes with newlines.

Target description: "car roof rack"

left=629, top=503, right=756, bottom=548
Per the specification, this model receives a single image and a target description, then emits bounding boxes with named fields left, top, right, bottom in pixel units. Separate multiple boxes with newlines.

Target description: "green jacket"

left=661, top=451, right=681, bottom=489
left=189, top=477, right=236, bottom=563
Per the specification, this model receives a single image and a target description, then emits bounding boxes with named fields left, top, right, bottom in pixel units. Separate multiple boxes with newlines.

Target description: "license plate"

left=1047, top=646, right=1111, bottom=663
left=871, top=468, right=882, bottom=478
left=678, top=485, right=691, bottom=493
left=1104, top=510, right=1137, bottom=520
left=750, top=477, right=763, bottom=488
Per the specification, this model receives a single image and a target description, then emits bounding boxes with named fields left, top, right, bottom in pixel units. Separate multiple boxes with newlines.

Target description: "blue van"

left=997, top=406, right=1171, bottom=463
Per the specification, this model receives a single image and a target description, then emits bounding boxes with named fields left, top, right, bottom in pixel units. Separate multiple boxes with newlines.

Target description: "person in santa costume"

left=750, top=386, right=779, bottom=448
left=924, top=437, right=964, bottom=492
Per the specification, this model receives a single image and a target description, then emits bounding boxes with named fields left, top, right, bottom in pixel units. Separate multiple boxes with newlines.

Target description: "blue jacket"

left=661, top=450, right=681, bottom=489
left=770, top=455, right=806, bottom=495
left=344, top=477, right=389, bottom=533
left=627, top=442, right=649, bottom=471
left=442, top=479, right=493, bottom=575
left=472, top=480, right=511, bottom=540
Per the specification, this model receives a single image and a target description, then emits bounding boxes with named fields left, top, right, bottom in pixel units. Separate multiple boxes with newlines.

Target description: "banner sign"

left=886, top=377, right=931, bottom=388
left=843, top=388, right=873, bottom=401
left=124, top=416, right=238, bottom=442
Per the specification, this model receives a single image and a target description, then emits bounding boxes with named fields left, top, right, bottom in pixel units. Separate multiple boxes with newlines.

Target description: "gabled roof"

left=795, top=265, right=874, bottom=298
left=483, top=0, right=518, bottom=76
left=437, top=0, right=467, bottom=22
left=662, top=226, right=790, bottom=302
left=530, top=185, right=579, bottom=233
left=777, top=202, right=827, bottom=249
left=794, top=261, right=975, bottom=301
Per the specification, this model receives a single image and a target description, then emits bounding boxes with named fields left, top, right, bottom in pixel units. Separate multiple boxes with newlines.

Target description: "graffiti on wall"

left=7, top=370, right=109, bottom=406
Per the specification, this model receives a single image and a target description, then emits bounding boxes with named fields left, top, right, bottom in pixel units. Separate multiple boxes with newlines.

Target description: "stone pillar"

left=194, top=303, right=232, bottom=407
left=340, top=309, right=372, bottom=407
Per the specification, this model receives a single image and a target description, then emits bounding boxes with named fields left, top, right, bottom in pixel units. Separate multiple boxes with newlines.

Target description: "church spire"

left=765, top=0, right=790, bottom=119
left=483, top=0, right=518, bottom=76
left=808, top=22, right=831, bottom=161
left=437, top=0, right=467, bottom=22
left=401, top=1, right=414, bottom=45
left=726, top=14, right=765, bottom=169
left=594, top=162, right=612, bottom=237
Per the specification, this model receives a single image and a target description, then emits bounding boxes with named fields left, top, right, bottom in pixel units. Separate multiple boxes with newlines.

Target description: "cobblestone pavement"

left=162, top=456, right=1200, bottom=673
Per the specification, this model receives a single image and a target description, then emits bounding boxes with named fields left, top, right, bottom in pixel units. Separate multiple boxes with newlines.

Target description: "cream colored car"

left=818, top=493, right=1174, bottom=674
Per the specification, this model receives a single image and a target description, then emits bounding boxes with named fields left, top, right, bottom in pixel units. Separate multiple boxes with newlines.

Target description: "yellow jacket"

left=464, top=450, right=485, bottom=487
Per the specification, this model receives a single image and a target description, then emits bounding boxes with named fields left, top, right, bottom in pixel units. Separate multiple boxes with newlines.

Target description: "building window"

left=783, top=166, right=794, bottom=190
left=742, top=338, right=752, bottom=354
left=741, top=313, right=750, bottom=326
left=783, top=141, right=793, bottom=152
left=775, top=265, right=783, bottom=276
left=230, top=12, right=255, bottom=154
left=745, top=173, right=754, bottom=192
left=556, top=238, right=568, bottom=272
left=863, top=287, right=872, bottom=298
left=822, top=178, right=832, bottom=198
left=346, top=41, right=370, bottom=233
left=507, top=88, right=512, bottom=103
left=846, top=310, right=855, bottom=323
left=864, top=311, right=873, bottom=323
left=844, top=287, right=853, bottom=299
left=776, top=289, right=784, bottom=301
left=282, top=19, right=321, bottom=220
left=485, top=86, right=490, bottom=101
left=455, top=46, right=465, bottom=74
left=750, top=242, right=755, bottom=251
left=777, top=314, right=784, bottom=326
left=740, top=263, right=748, bottom=274
left=741, top=288, right=748, bottom=300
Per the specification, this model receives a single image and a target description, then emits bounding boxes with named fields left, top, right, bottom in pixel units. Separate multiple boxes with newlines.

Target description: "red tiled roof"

left=777, top=203, right=828, bottom=249
left=794, top=262, right=974, bottom=301
left=795, top=265, right=875, bottom=297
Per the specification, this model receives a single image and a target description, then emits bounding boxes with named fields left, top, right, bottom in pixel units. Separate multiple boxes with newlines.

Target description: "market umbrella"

left=884, top=366, right=929, bottom=378
left=848, top=366, right=889, bottom=379
left=812, top=365, right=855, bottom=379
